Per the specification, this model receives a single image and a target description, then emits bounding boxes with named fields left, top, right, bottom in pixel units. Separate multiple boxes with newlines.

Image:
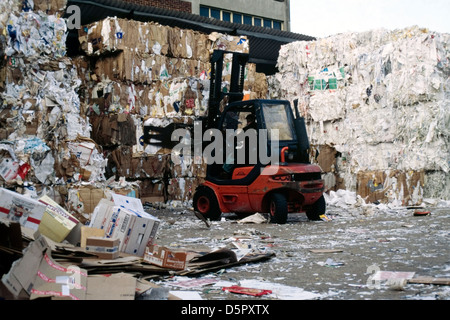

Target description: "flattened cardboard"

left=138, top=179, right=166, bottom=203
left=313, top=145, right=337, bottom=172
left=2, top=234, right=88, bottom=300
left=1, top=236, right=48, bottom=298
left=30, top=249, right=88, bottom=300
left=76, top=186, right=106, bottom=214
left=86, top=273, right=136, bottom=300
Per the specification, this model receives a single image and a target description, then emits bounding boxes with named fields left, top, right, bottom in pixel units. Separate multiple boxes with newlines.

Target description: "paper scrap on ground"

left=238, top=280, right=322, bottom=300
left=170, top=277, right=218, bottom=289
left=170, top=291, right=203, bottom=300
left=237, top=213, right=267, bottom=224
left=371, top=271, right=416, bottom=281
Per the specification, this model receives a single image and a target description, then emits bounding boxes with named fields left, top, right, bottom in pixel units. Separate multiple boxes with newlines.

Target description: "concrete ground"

left=147, top=199, right=450, bottom=301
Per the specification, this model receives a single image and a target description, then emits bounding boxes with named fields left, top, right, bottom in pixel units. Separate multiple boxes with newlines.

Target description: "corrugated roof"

left=66, top=0, right=316, bottom=74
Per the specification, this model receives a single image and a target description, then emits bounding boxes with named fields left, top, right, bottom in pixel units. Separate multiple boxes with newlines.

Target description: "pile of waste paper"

left=0, top=1, right=267, bottom=226
left=0, top=187, right=274, bottom=300
left=270, top=26, right=450, bottom=205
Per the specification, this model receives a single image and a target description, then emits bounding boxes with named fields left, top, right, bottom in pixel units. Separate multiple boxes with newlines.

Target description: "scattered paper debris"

left=170, top=277, right=218, bottom=289
left=237, top=213, right=268, bottom=224
left=238, top=280, right=322, bottom=300
left=309, top=249, right=343, bottom=254
left=222, top=285, right=272, bottom=297
left=318, top=258, right=345, bottom=267
left=169, top=291, right=203, bottom=300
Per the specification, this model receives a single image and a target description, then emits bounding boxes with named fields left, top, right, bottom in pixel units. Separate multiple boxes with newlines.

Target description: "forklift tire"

left=269, top=193, right=288, bottom=224
left=193, top=187, right=222, bottom=221
left=306, top=195, right=326, bottom=221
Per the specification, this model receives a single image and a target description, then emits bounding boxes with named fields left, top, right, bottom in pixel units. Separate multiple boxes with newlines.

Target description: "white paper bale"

left=273, top=26, right=450, bottom=201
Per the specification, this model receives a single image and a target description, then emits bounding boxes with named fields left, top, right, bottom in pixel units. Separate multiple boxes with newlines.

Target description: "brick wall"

left=121, top=0, right=192, bottom=13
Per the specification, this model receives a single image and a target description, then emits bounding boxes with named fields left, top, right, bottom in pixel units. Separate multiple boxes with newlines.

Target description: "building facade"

left=121, top=0, right=192, bottom=13
left=67, top=0, right=306, bottom=74
left=187, top=0, right=291, bottom=31
left=121, top=0, right=291, bottom=31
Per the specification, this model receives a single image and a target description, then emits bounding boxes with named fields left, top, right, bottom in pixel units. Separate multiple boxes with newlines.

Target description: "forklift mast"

left=144, top=50, right=311, bottom=164
left=207, top=50, right=250, bottom=130
left=144, top=50, right=249, bottom=148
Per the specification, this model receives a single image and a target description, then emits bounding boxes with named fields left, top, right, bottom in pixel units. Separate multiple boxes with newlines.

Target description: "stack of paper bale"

left=1, top=9, right=268, bottom=220
left=271, top=26, right=450, bottom=205
left=76, top=17, right=267, bottom=206
left=0, top=0, right=109, bottom=204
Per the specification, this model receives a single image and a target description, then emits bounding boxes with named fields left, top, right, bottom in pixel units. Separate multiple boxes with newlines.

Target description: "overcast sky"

left=290, top=0, right=450, bottom=38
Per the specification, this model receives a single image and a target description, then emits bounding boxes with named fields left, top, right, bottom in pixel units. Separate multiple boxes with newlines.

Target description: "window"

left=263, top=19, right=272, bottom=28
left=243, top=15, right=253, bottom=25
left=210, top=8, right=220, bottom=20
left=221, top=107, right=259, bottom=171
left=200, top=6, right=209, bottom=18
left=272, top=21, right=282, bottom=30
left=199, top=6, right=283, bottom=30
left=262, top=103, right=295, bottom=141
left=233, top=13, right=242, bottom=24
left=222, top=11, right=231, bottom=22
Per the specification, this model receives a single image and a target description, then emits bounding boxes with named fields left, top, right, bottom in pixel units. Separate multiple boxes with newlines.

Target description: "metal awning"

left=65, top=0, right=316, bottom=75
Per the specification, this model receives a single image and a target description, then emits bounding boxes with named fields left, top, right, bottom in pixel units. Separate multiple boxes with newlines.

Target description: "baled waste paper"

left=1, top=0, right=449, bottom=302
left=1, top=2, right=268, bottom=222
left=270, top=26, right=450, bottom=205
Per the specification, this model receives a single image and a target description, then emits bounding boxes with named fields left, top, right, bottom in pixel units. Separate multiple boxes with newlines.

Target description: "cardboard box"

left=89, top=194, right=160, bottom=257
left=1, top=235, right=88, bottom=300
left=144, top=245, right=187, bottom=270
left=89, top=198, right=115, bottom=230
left=0, top=188, right=46, bottom=231
left=86, top=236, right=120, bottom=259
left=38, top=195, right=79, bottom=243
left=80, top=226, right=105, bottom=247
left=105, top=206, right=159, bottom=256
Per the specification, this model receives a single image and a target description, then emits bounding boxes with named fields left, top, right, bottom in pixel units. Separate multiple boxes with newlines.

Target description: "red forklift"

left=146, top=50, right=326, bottom=224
